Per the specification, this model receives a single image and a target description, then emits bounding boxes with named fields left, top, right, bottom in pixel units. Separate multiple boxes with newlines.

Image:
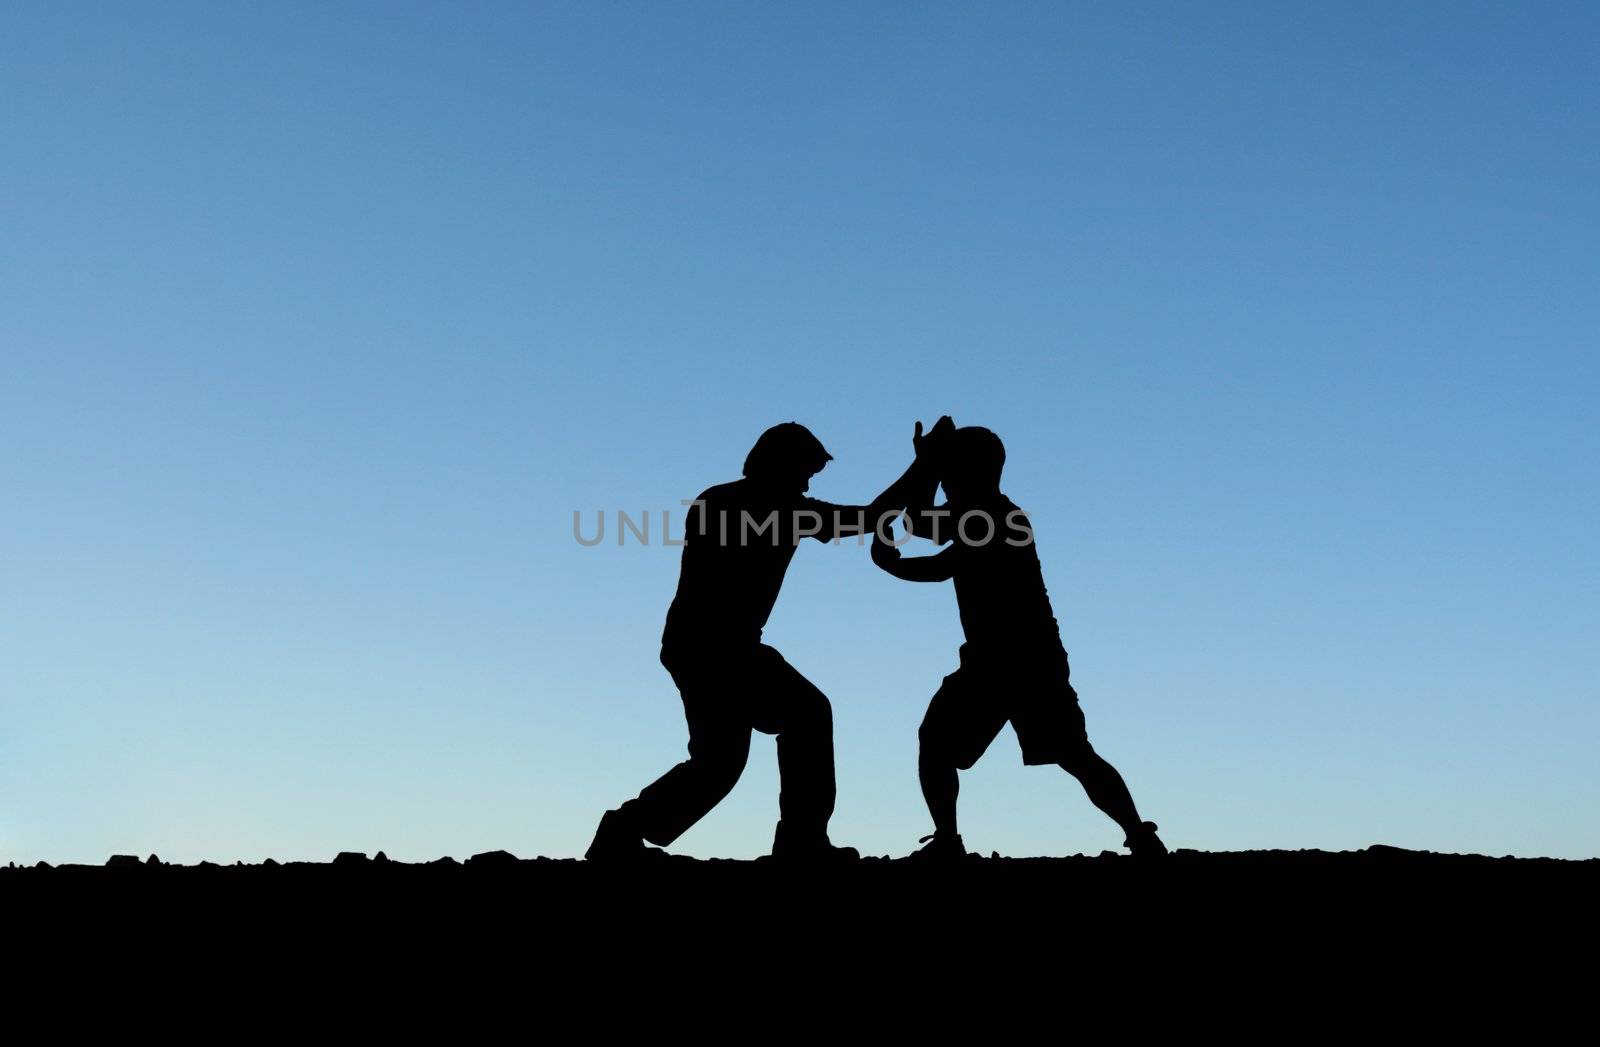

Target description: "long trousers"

left=623, top=643, right=836, bottom=846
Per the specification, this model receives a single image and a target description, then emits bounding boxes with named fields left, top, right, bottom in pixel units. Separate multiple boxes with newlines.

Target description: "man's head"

left=940, top=426, right=1005, bottom=501
left=743, top=422, right=833, bottom=493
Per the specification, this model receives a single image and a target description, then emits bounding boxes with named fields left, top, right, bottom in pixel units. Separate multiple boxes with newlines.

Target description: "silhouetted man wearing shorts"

left=872, top=423, right=1167, bottom=859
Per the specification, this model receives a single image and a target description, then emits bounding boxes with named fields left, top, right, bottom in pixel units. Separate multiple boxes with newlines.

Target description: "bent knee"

left=686, top=729, right=750, bottom=771
left=1055, top=738, right=1098, bottom=775
left=919, top=723, right=976, bottom=771
left=692, top=749, right=748, bottom=796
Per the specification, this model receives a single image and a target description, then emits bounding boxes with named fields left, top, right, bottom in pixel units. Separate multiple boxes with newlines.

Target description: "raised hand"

left=913, top=415, right=955, bottom=459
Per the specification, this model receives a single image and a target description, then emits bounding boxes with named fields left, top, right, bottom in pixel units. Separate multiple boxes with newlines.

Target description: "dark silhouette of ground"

left=11, top=844, right=1595, bottom=874
left=12, top=846, right=1587, bottom=1024
left=10, top=843, right=1594, bottom=950
left=11, top=845, right=1594, bottom=902
left=13, top=846, right=1594, bottom=996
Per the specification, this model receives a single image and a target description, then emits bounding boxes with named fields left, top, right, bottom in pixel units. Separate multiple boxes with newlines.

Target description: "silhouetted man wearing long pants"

left=640, top=644, right=835, bottom=848
left=586, top=421, right=936, bottom=861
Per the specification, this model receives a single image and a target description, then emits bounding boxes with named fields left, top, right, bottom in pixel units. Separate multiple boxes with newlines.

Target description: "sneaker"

left=1123, top=820, right=1168, bottom=857
left=906, top=832, right=967, bottom=861
left=584, top=807, right=666, bottom=861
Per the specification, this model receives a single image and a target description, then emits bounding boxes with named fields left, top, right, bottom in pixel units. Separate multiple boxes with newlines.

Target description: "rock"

left=467, top=849, right=519, bottom=867
left=263, top=857, right=280, bottom=867
left=374, top=851, right=390, bottom=864
left=107, top=854, right=142, bottom=869
left=145, top=854, right=162, bottom=866
left=332, top=851, right=369, bottom=866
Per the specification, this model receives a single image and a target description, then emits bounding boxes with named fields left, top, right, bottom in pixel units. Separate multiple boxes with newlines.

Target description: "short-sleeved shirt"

left=928, top=494, right=1066, bottom=660
left=661, top=478, right=868, bottom=651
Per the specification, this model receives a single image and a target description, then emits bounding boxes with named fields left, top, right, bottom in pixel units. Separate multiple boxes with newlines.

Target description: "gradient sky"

left=4, top=2, right=1596, bottom=863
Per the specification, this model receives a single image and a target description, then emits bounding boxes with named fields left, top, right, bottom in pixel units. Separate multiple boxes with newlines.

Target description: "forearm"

left=872, top=541, right=956, bottom=582
left=834, top=456, right=936, bottom=536
left=877, top=558, right=947, bottom=583
left=882, top=454, right=958, bottom=544
left=870, top=455, right=931, bottom=514
left=901, top=486, right=951, bottom=543
left=837, top=413, right=954, bottom=537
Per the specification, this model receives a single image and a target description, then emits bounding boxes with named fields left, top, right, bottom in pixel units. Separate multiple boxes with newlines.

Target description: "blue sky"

left=3, top=2, right=1596, bottom=862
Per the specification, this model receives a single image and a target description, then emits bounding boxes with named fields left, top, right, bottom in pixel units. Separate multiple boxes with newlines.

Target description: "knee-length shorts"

left=919, top=644, right=1092, bottom=769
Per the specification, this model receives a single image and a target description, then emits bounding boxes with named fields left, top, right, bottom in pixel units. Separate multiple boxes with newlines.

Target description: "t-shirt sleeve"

left=796, top=497, right=871, bottom=542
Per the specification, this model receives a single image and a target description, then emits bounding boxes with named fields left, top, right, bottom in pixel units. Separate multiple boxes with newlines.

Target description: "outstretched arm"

left=809, top=416, right=954, bottom=540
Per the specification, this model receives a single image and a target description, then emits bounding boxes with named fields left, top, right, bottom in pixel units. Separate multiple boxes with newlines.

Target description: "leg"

left=747, top=646, right=838, bottom=849
left=918, top=721, right=961, bottom=838
left=1013, top=660, right=1165, bottom=854
left=918, top=666, right=1008, bottom=841
left=626, top=709, right=752, bottom=847
left=1058, top=743, right=1143, bottom=836
left=1048, top=686, right=1144, bottom=834
left=612, top=656, right=754, bottom=848
left=1060, top=742, right=1166, bottom=855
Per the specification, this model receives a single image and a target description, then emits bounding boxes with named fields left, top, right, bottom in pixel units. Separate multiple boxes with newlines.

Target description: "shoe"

left=769, top=821, right=860, bottom=862
left=1123, top=820, right=1168, bottom=857
left=584, top=807, right=666, bottom=861
left=906, top=832, right=967, bottom=861
left=769, top=841, right=860, bottom=862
